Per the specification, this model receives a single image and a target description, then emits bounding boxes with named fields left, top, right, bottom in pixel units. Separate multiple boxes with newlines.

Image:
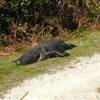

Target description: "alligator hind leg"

left=37, top=46, right=48, bottom=62
left=38, top=53, right=47, bottom=62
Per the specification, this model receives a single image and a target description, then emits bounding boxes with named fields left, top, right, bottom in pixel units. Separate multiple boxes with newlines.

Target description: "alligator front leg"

left=46, top=50, right=70, bottom=58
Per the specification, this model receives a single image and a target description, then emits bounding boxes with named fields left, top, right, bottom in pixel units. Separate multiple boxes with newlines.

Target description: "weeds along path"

left=1, top=54, right=100, bottom=100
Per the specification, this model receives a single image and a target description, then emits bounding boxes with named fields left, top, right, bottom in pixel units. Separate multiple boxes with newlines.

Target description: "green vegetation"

left=0, top=31, right=100, bottom=94
left=97, top=87, right=100, bottom=93
left=0, top=0, right=100, bottom=44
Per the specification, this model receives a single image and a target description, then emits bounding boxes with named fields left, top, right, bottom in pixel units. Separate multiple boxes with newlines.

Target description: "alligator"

left=13, top=39, right=76, bottom=65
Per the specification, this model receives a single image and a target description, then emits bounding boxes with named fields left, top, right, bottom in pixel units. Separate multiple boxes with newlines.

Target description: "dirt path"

left=1, top=54, right=100, bottom=100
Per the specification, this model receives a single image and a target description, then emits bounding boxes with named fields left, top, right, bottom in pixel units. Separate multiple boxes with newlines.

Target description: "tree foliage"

left=0, top=0, right=100, bottom=44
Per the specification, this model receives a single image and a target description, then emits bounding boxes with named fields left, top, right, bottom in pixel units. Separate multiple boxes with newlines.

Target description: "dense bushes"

left=0, top=0, right=100, bottom=44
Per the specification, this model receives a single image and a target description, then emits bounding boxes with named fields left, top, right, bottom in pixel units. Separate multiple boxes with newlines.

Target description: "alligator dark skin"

left=13, top=39, right=77, bottom=65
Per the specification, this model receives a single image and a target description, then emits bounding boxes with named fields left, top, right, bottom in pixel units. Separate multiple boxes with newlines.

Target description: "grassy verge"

left=0, top=31, right=100, bottom=94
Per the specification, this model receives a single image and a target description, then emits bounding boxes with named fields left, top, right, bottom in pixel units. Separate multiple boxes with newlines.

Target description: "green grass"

left=97, top=87, right=100, bottom=93
left=0, top=31, right=100, bottom=94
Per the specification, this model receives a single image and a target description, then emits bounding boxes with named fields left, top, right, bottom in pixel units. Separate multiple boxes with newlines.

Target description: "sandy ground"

left=1, top=54, right=100, bottom=100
